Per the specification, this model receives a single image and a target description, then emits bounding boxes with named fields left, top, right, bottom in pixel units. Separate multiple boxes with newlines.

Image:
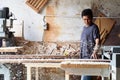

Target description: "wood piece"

left=26, top=66, right=31, bottom=80
left=34, top=0, right=42, bottom=8
left=65, top=72, right=70, bottom=80
left=0, top=55, right=66, bottom=59
left=37, top=0, right=47, bottom=9
left=61, top=62, right=110, bottom=68
left=31, top=0, right=37, bottom=6
left=26, top=1, right=39, bottom=12
left=29, top=0, right=34, bottom=4
left=94, top=13, right=116, bottom=44
left=26, top=0, right=48, bottom=13
left=0, top=46, right=23, bottom=52
left=24, top=63, right=61, bottom=68
left=100, top=30, right=107, bottom=40
left=0, top=56, right=110, bottom=63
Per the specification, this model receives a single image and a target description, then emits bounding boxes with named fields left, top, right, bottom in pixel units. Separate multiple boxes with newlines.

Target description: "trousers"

left=81, top=75, right=92, bottom=80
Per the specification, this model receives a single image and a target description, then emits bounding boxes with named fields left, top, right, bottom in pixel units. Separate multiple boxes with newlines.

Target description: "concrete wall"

left=0, top=0, right=92, bottom=42
left=92, top=0, right=120, bottom=17
left=43, top=0, right=92, bottom=42
left=0, top=0, right=119, bottom=42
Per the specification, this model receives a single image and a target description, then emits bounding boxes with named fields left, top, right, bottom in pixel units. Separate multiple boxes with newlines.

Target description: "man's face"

left=82, top=16, right=92, bottom=26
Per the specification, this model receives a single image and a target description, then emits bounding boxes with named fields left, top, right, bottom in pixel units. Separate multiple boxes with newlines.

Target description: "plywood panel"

left=95, top=13, right=116, bottom=44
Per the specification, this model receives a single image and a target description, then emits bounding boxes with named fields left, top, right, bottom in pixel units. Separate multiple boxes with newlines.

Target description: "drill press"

left=0, top=7, right=16, bottom=47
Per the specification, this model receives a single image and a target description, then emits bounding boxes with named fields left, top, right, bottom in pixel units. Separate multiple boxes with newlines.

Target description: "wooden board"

left=94, top=13, right=116, bottom=44
left=61, top=61, right=110, bottom=68
left=26, top=0, right=48, bottom=13
left=0, top=46, right=23, bottom=52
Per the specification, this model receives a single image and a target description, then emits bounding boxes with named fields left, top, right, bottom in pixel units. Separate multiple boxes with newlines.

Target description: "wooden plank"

left=31, top=0, right=37, bottom=6
left=100, top=30, right=107, bottom=40
left=26, top=0, right=48, bottom=13
left=37, top=0, right=47, bottom=9
left=0, top=46, right=22, bottom=52
left=0, top=46, right=23, bottom=52
left=24, top=63, right=61, bottom=68
left=34, top=0, right=42, bottom=8
left=26, top=1, right=39, bottom=12
left=0, top=55, right=66, bottom=59
left=29, top=0, right=34, bottom=4
left=0, top=58, right=110, bottom=63
left=94, top=13, right=116, bottom=44
left=61, top=62, right=110, bottom=68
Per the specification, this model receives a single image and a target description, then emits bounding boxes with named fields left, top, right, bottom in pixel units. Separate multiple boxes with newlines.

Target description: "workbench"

left=0, top=55, right=110, bottom=80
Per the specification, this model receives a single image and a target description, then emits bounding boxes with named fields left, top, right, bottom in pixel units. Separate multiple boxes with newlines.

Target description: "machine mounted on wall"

left=0, top=7, right=16, bottom=47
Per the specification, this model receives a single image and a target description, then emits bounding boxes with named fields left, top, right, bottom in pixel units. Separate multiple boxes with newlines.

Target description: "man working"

left=80, top=9, right=100, bottom=80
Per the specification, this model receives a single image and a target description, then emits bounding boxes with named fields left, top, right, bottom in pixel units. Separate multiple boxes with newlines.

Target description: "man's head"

left=81, top=9, right=93, bottom=26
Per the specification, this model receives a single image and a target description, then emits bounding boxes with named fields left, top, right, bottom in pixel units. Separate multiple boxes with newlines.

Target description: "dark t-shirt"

left=80, top=23, right=100, bottom=59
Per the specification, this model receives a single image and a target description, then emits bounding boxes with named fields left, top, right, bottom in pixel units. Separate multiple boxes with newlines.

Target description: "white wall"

left=0, top=0, right=44, bottom=41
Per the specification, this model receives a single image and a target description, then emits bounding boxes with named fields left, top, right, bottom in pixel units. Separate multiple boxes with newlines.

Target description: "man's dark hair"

left=81, top=9, right=93, bottom=19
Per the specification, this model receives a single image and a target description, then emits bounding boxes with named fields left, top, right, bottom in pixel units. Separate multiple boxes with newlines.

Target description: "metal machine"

left=102, top=46, right=120, bottom=80
left=102, top=46, right=120, bottom=60
left=0, top=7, right=16, bottom=47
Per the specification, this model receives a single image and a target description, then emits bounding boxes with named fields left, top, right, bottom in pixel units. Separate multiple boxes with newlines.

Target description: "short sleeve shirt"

left=80, top=23, right=100, bottom=59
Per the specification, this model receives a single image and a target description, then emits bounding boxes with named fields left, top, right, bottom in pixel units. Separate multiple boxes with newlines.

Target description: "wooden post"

left=26, top=66, right=31, bottom=80
left=65, top=72, right=70, bottom=80
left=35, top=67, right=39, bottom=80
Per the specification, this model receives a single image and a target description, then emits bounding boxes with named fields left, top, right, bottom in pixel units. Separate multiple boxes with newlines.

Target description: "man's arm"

left=91, top=38, right=100, bottom=59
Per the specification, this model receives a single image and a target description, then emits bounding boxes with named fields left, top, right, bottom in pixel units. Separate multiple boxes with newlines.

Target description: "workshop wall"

left=43, top=0, right=92, bottom=42
left=0, top=0, right=120, bottom=42
left=0, top=0, right=120, bottom=80
left=92, top=0, right=120, bottom=18
left=0, top=0, right=92, bottom=42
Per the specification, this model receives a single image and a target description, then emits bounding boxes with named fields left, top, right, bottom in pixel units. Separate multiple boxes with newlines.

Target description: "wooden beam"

left=65, top=72, right=70, bottom=80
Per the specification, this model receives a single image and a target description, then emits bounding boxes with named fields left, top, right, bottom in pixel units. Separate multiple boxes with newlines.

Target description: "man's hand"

left=90, top=51, right=98, bottom=59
